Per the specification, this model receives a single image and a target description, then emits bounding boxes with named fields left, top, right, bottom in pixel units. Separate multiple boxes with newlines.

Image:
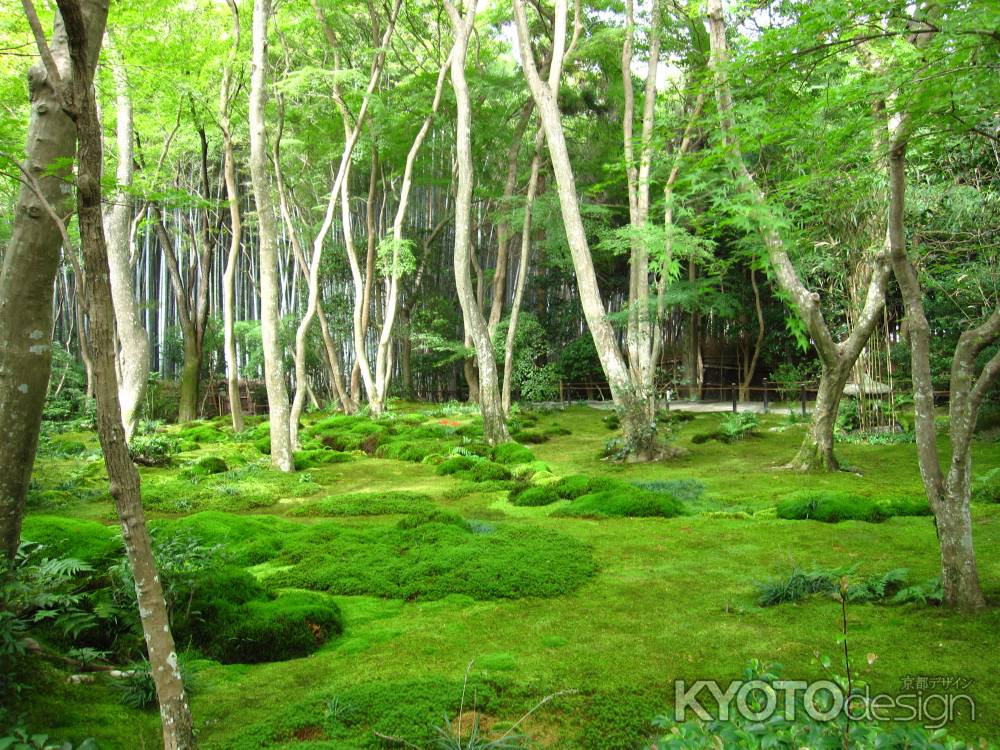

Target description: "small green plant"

left=128, top=433, right=182, bottom=466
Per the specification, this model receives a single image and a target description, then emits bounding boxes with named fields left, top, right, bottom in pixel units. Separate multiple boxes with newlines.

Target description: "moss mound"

left=492, top=442, right=536, bottom=466
left=436, top=455, right=512, bottom=482
left=263, top=516, right=595, bottom=600
left=289, top=491, right=434, bottom=517
left=20, top=516, right=122, bottom=563
left=185, top=455, right=228, bottom=476
left=141, top=462, right=318, bottom=513
left=557, top=483, right=685, bottom=519
left=292, top=448, right=353, bottom=470
left=177, top=424, right=227, bottom=444
left=509, top=485, right=561, bottom=507
left=776, top=491, right=887, bottom=523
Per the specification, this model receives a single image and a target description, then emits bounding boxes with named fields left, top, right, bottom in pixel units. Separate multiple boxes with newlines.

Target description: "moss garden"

left=3, top=403, right=997, bottom=749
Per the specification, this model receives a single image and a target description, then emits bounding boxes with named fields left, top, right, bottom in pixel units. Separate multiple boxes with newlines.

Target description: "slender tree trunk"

left=0, top=0, right=106, bottom=561
left=513, top=0, right=655, bottom=456
left=502, top=131, right=542, bottom=414
left=738, top=267, right=765, bottom=401
left=103, top=43, right=148, bottom=440
left=445, top=0, right=508, bottom=444
left=57, top=0, right=197, bottom=743
left=250, top=0, right=293, bottom=471
left=220, top=0, right=244, bottom=432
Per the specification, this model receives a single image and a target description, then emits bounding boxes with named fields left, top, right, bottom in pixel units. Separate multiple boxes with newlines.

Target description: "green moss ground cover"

left=14, top=406, right=1000, bottom=748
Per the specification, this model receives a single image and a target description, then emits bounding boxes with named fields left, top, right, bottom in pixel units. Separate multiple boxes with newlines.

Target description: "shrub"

left=117, top=656, right=197, bottom=709
left=254, top=436, right=271, bottom=455
left=558, top=482, right=685, bottom=519
left=756, top=566, right=924, bottom=607
left=718, top=412, right=758, bottom=442
left=509, top=486, right=560, bottom=507
left=510, top=460, right=551, bottom=480
left=883, top=495, right=933, bottom=517
left=376, top=439, right=445, bottom=462
left=776, top=491, right=888, bottom=523
left=492, top=442, right=536, bottom=466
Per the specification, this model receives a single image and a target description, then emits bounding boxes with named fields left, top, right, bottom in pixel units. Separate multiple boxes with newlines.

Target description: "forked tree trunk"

left=445, top=0, right=508, bottom=444
left=791, top=363, right=850, bottom=471
left=706, top=0, right=890, bottom=471
left=103, top=43, right=148, bottom=440
left=883, top=17, right=993, bottom=607
left=0, top=0, right=106, bottom=561
left=250, top=0, right=293, bottom=471
left=220, top=0, right=244, bottom=432
left=57, top=0, right=196, bottom=743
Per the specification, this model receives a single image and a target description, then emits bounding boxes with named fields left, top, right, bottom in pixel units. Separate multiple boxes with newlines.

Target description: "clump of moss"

left=142, top=463, right=318, bottom=513
left=184, top=455, right=228, bottom=477
left=292, top=448, right=353, bottom=471
left=177, top=423, right=227, bottom=444
left=510, top=429, right=549, bottom=444
left=552, top=474, right=594, bottom=500
left=509, top=486, right=561, bottom=507
left=436, top=455, right=477, bottom=475
left=556, top=479, right=685, bottom=519
left=289, top=491, right=433, bottom=517
left=510, top=460, right=551, bottom=480
left=492, top=442, right=536, bottom=466
left=262, top=516, right=595, bottom=601
left=21, top=515, right=122, bottom=563
left=776, top=491, right=887, bottom=523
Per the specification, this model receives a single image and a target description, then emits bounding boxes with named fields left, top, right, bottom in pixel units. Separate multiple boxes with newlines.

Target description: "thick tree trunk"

left=250, top=0, right=293, bottom=471
left=220, top=0, right=244, bottom=432
left=177, top=335, right=202, bottom=422
left=59, top=0, right=197, bottom=743
left=103, top=45, right=148, bottom=440
left=790, top=364, right=849, bottom=471
left=0, top=0, right=105, bottom=561
left=445, top=0, right=508, bottom=444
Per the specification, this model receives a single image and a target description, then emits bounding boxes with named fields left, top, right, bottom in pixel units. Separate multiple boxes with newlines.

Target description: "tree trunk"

left=707, top=0, right=889, bottom=471
left=445, top=0, right=508, bottom=444
left=0, top=0, right=106, bottom=561
left=738, top=267, right=764, bottom=401
left=177, top=334, right=202, bottom=422
left=59, top=0, right=197, bottom=743
left=502, top=131, right=542, bottom=414
left=790, top=364, right=849, bottom=471
left=103, top=44, right=148, bottom=440
left=250, top=0, right=293, bottom=471
left=220, top=0, right=244, bottom=432
left=512, top=0, right=656, bottom=457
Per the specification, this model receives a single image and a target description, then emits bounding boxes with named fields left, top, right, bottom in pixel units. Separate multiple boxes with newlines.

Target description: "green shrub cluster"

left=492, top=442, right=536, bottom=465
left=691, top=413, right=759, bottom=444
left=289, top=491, right=434, bottom=517
left=129, top=433, right=184, bottom=466
left=292, top=448, right=354, bottom=470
